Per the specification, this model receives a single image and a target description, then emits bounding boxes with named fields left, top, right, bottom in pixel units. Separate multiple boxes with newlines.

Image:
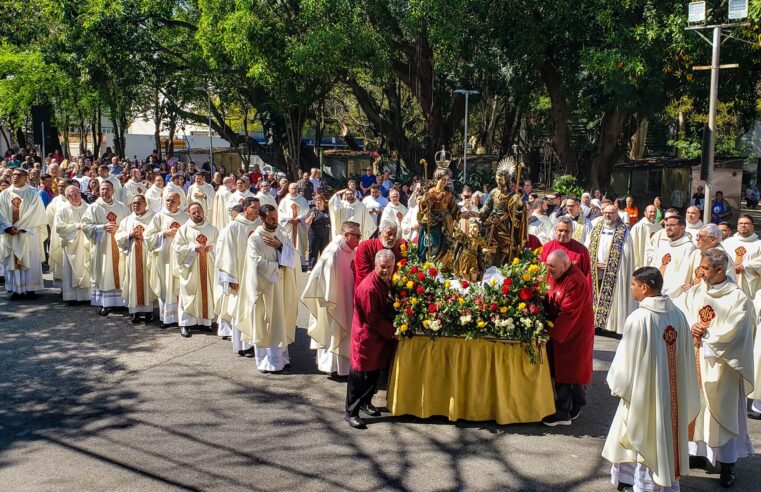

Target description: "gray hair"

left=379, top=220, right=398, bottom=234
left=702, top=248, right=729, bottom=270
left=701, top=223, right=722, bottom=242
left=556, top=216, right=574, bottom=228
left=375, top=249, right=395, bottom=265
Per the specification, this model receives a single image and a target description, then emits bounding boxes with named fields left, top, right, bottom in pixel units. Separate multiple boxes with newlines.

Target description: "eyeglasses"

left=345, top=232, right=362, bottom=238
left=462, top=195, right=471, bottom=199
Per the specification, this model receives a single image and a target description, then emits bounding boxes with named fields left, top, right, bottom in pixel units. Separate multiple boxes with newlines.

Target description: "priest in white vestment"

left=401, top=204, right=420, bottom=244
left=749, top=290, right=761, bottom=420
left=55, top=185, right=91, bottom=303
left=585, top=205, right=635, bottom=334
left=674, top=248, right=755, bottom=488
left=629, top=205, right=661, bottom=269
left=235, top=204, right=298, bottom=373
left=255, top=180, right=277, bottom=208
left=722, top=214, right=761, bottom=300
left=528, top=199, right=554, bottom=245
left=278, top=183, right=310, bottom=264
left=95, top=165, right=123, bottom=204
left=121, top=169, right=147, bottom=206
left=685, top=206, right=704, bottom=245
left=328, top=188, right=375, bottom=240
left=380, top=190, right=407, bottom=240
left=163, top=174, right=187, bottom=211
left=145, top=192, right=189, bottom=328
left=187, top=172, right=216, bottom=213
left=0, top=169, right=47, bottom=297
left=144, top=175, right=165, bottom=214
left=115, top=195, right=156, bottom=322
left=210, top=176, right=235, bottom=231
left=649, top=215, right=696, bottom=298
left=214, top=197, right=260, bottom=352
left=362, top=185, right=388, bottom=228
left=82, top=180, right=130, bottom=315
left=689, top=224, right=736, bottom=285
left=173, top=202, right=219, bottom=337
left=645, top=208, right=680, bottom=267
left=603, top=266, right=700, bottom=491
left=302, top=221, right=361, bottom=378
left=226, top=178, right=255, bottom=212
left=564, top=197, right=593, bottom=244
left=46, top=179, right=70, bottom=288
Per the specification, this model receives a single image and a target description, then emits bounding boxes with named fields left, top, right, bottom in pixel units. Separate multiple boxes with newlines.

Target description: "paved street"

left=0, top=276, right=759, bottom=491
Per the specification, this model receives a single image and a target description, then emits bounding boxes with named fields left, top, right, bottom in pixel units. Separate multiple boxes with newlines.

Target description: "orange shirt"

left=625, top=206, right=639, bottom=226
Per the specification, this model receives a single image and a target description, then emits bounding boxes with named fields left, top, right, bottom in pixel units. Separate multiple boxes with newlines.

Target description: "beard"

left=380, top=237, right=395, bottom=249
left=191, top=216, right=204, bottom=224
left=603, top=218, right=616, bottom=227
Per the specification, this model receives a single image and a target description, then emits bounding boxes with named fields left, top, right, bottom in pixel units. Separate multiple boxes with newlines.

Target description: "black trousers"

left=308, top=227, right=331, bottom=269
left=554, top=383, right=587, bottom=419
left=345, top=369, right=380, bottom=417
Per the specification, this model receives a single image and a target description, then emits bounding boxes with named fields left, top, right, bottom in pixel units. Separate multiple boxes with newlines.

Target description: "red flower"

left=503, top=278, right=512, bottom=287
left=461, top=280, right=470, bottom=288
left=416, top=285, right=424, bottom=295
left=428, top=303, right=437, bottom=313
left=490, top=303, right=498, bottom=311
left=410, top=265, right=419, bottom=274
left=519, top=288, right=533, bottom=300
left=428, top=267, right=437, bottom=277
left=400, top=291, right=407, bottom=297
left=406, top=308, right=414, bottom=316
left=399, top=258, right=407, bottom=267
left=501, top=286, right=509, bottom=295
left=417, top=272, right=425, bottom=281
left=529, top=304, right=541, bottom=314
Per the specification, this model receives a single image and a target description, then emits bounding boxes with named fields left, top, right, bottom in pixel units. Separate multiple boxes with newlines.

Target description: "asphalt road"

left=0, top=276, right=758, bottom=491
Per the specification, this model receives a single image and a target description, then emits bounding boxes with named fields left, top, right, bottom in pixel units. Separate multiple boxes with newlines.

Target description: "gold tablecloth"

left=386, top=336, right=555, bottom=425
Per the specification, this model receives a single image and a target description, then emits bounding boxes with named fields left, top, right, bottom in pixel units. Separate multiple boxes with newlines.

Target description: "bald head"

left=546, top=250, right=571, bottom=280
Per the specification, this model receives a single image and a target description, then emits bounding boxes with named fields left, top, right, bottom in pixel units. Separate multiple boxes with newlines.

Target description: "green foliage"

left=552, top=175, right=585, bottom=197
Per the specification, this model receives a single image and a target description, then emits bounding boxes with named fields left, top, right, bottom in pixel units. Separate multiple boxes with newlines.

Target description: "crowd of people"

left=1, top=146, right=760, bottom=490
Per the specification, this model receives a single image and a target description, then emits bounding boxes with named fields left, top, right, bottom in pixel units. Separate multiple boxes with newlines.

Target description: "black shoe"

left=98, top=307, right=110, bottom=316
left=159, top=323, right=170, bottom=329
left=284, top=363, right=291, bottom=369
left=719, top=462, right=736, bottom=488
left=616, top=483, right=633, bottom=492
left=25, top=292, right=37, bottom=299
left=180, top=326, right=191, bottom=338
left=143, top=313, right=154, bottom=323
left=570, top=406, right=582, bottom=420
left=130, top=314, right=141, bottom=324
left=67, top=300, right=78, bottom=306
left=748, top=410, right=761, bottom=420
left=345, top=415, right=366, bottom=429
left=8, top=292, right=22, bottom=300
left=360, top=404, right=381, bottom=417
left=238, top=347, right=254, bottom=358
left=689, top=455, right=708, bottom=469
left=221, top=336, right=230, bottom=341
left=327, top=372, right=349, bottom=382
left=542, top=413, right=572, bottom=427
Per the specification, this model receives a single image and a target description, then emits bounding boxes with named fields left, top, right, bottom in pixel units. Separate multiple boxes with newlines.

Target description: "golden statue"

left=417, top=167, right=459, bottom=269
left=453, top=218, right=487, bottom=281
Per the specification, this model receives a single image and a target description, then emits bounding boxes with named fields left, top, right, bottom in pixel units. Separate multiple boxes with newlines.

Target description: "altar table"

left=386, top=336, right=555, bottom=425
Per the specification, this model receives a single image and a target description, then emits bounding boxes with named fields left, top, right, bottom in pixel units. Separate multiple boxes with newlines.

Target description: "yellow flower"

left=490, top=278, right=497, bottom=286
left=457, top=297, right=465, bottom=305
left=400, top=324, right=408, bottom=332
left=528, top=264, right=539, bottom=274
left=512, top=258, right=520, bottom=265
left=406, top=281, right=414, bottom=289
left=547, top=320, right=554, bottom=328
left=397, top=261, right=403, bottom=268
left=444, top=280, right=451, bottom=289
left=477, top=320, right=486, bottom=328
left=410, top=297, right=419, bottom=305
left=522, top=273, right=531, bottom=281
left=400, top=243, right=407, bottom=251
left=402, top=251, right=408, bottom=258
left=392, top=274, right=399, bottom=284
left=518, top=302, right=526, bottom=310
left=500, top=307, right=507, bottom=314
left=423, top=319, right=430, bottom=328
left=393, top=301, right=401, bottom=309
left=402, top=276, right=408, bottom=283
left=423, top=262, right=431, bottom=269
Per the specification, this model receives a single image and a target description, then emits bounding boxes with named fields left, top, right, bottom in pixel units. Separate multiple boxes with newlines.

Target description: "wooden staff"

left=421, top=158, right=431, bottom=259
left=291, top=202, right=298, bottom=247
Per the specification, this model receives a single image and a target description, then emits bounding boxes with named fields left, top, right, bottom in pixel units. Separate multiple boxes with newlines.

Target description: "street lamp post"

left=207, top=84, right=214, bottom=175
left=454, top=89, right=479, bottom=185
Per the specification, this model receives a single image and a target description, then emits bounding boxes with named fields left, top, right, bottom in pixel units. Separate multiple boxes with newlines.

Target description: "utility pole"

left=454, top=89, right=479, bottom=185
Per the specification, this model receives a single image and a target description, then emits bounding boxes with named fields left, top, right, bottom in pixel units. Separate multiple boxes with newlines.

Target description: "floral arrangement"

left=392, top=244, right=551, bottom=364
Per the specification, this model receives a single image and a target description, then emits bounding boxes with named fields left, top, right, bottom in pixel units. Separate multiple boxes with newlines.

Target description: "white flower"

left=534, top=321, right=543, bottom=330
left=459, top=315, right=472, bottom=325
left=429, top=319, right=442, bottom=331
left=521, top=317, right=532, bottom=328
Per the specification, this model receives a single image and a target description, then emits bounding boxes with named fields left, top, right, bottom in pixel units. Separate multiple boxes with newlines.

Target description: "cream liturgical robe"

left=173, top=219, right=218, bottom=326
left=255, top=191, right=276, bottom=208
left=55, top=201, right=90, bottom=301
left=145, top=209, right=189, bottom=324
left=97, top=176, right=123, bottom=202
left=46, top=194, right=68, bottom=284
left=122, top=180, right=147, bottom=206
left=687, top=246, right=736, bottom=285
left=650, top=235, right=696, bottom=298
left=214, top=214, right=259, bottom=344
left=144, top=185, right=164, bottom=214
left=675, top=280, right=755, bottom=463
left=226, top=190, right=254, bottom=211
left=750, top=291, right=761, bottom=414
left=603, top=296, right=700, bottom=489
left=629, top=218, right=661, bottom=270
left=328, top=194, right=375, bottom=240
left=686, top=221, right=704, bottom=246
left=645, top=229, right=670, bottom=268
left=722, top=233, right=761, bottom=299
left=301, top=236, right=355, bottom=376
left=0, top=184, right=47, bottom=293
left=528, top=214, right=554, bottom=245
left=163, top=182, right=187, bottom=210
left=82, top=198, right=130, bottom=307
left=187, top=182, right=215, bottom=213
left=381, top=203, right=408, bottom=239
left=278, top=194, right=310, bottom=260
left=210, top=187, right=232, bottom=231
left=115, top=211, right=156, bottom=313
left=235, top=226, right=298, bottom=371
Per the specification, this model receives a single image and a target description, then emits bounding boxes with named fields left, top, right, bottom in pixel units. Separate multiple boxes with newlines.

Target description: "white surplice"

left=55, top=201, right=91, bottom=301
left=278, top=194, right=310, bottom=261
left=145, top=209, right=189, bottom=323
left=0, top=184, right=47, bottom=293
left=46, top=194, right=68, bottom=285
left=649, top=235, right=696, bottom=299
left=528, top=214, right=554, bottom=245
left=210, top=187, right=232, bottom=231
left=122, top=179, right=147, bottom=206
left=187, top=182, right=216, bottom=213
left=162, top=182, right=187, bottom=211
left=115, top=211, right=156, bottom=313
left=82, top=197, right=130, bottom=307
left=144, top=184, right=164, bottom=214
left=686, top=220, right=704, bottom=246
left=629, top=218, right=661, bottom=270
left=381, top=202, right=408, bottom=240
left=173, top=220, right=219, bottom=327
left=722, top=233, right=761, bottom=300
left=328, top=194, right=375, bottom=240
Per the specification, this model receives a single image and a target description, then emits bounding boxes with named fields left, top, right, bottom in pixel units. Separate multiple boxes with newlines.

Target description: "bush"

left=552, top=174, right=585, bottom=197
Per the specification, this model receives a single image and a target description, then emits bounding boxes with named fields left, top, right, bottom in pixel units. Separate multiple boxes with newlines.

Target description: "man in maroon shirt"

left=540, top=215, right=591, bottom=285
left=345, top=249, right=397, bottom=429
left=354, top=220, right=406, bottom=286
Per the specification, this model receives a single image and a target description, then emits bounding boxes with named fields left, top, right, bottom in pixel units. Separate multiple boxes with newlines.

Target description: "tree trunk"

left=539, top=62, right=577, bottom=175
left=676, top=111, right=687, bottom=157
left=590, top=107, right=627, bottom=190
left=166, top=113, right=177, bottom=156
left=629, top=115, right=648, bottom=160
left=153, top=87, right=163, bottom=161
left=283, top=105, right=305, bottom=180
left=91, top=104, right=102, bottom=158
left=0, top=126, right=10, bottom=150
left=78, top=111, right=86, bottom=156
left=16, top=127, right=27, bottom=150
left=62, top=112, right=71, bottom=159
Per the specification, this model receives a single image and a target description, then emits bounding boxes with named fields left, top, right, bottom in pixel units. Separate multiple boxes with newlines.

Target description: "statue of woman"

left=416, top=168, right=459, bottom=268
left=478, top=161, right=528, bottom=267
